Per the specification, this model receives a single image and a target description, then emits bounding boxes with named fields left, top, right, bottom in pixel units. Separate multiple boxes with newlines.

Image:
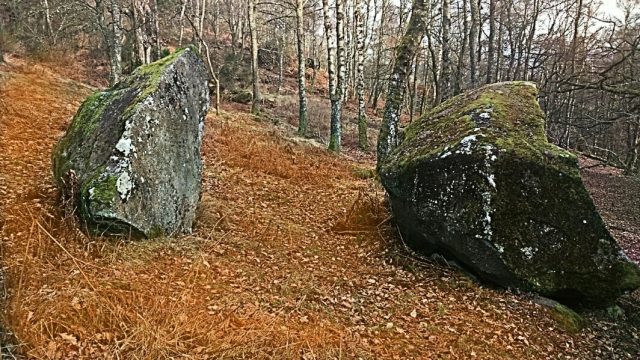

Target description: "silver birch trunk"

left=42, top=0, right=53, bottom=43
left=323, top=0, right=340, bottom=152
left=199, top=0, right=207, bottom=53
left=469, top=0, right=478, bottom=87
left=369, top=0, right=387, bottom=109
left=178, top=0, right=187, bottom=46
left=248, top=0, right=260, bottom=114
left=355, top=0, right=368, bottom=150
left=329, top=0, right=346, bottom=153
left=296, top=0, right=308, bottom=135
left=495, top=0, right=504, bottom=82
left=377, top=0, right=427, bottom=164
left=455, top=0, right=468, bottom=95
left=437, top=0, right=451, bottom=103
left=487, top=0, right=496, bottom=84
left=108, top=0, right=123, bottom=86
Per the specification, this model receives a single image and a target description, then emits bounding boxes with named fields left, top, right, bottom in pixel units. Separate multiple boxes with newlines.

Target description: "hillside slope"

left=0, top=59, right=639, bottom=359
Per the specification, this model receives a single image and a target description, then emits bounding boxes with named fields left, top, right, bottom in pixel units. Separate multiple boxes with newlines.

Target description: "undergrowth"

left=0, top=58, right=632, bottom=359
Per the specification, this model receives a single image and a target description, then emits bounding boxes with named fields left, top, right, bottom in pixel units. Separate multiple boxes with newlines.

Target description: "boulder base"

left=378, top=81, right=640, bottom=306
left=53, top=47, right=210, bottom=238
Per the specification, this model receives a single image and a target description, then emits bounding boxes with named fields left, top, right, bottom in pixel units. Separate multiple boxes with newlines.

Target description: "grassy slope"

left=0, top=58, right=638, bottom=359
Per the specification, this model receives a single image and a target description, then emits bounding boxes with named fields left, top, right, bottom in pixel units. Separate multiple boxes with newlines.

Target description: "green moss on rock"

left=382, top=82, right=576, bottom=176
left=52, top=47, right=209, bottom=239
left=549, top=303, right=584, bottom=334
left=378, top=81, right=640, bottom=307
left=87, top=174, right=118, bottom=206
left=52, top=90, right=124, bottom=182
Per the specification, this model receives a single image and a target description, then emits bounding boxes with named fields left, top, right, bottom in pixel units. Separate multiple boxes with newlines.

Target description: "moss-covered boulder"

left=52, top=47, right=210, bottom=238
left=378, top=82, right=640, bottom=307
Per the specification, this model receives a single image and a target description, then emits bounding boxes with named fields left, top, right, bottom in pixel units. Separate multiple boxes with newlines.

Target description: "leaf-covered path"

left=0, top=61, right=638, bottom=359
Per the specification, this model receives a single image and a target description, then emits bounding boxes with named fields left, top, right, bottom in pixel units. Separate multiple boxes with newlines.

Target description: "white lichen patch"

left=481, top=190, right=493, bottom=238
left=458, top=135, right=477, bottom=154
left=477, top=144, right=497, bottom=240
left=198, top=121, right=205, bottom=142
left=487, top=174, right=496, bottom=188
left=520, top=246, right=538, bottom=260
left=412, top=171, right=420, bottom=204
left=479, top=111, right=492, bottom=119
left=483, top=145, right=497, bottom=188
left=495, top=244, right=505, bottom=254
left=440, top=151, right=452, bottom=159
left=115, top=137, right=134, bottom=156
left=116, top=171, right=134, bottom=200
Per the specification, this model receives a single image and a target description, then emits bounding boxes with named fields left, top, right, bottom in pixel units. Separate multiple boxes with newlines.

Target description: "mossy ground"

left=549, top=303, right=584, bottom=334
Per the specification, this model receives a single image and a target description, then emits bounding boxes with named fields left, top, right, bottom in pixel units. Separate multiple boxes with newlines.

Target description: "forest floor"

left=1, top=57, right=639, bottom=359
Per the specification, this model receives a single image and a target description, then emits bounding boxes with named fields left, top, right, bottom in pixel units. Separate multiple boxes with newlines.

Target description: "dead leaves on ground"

left=0, top=63, right=636, bottom=359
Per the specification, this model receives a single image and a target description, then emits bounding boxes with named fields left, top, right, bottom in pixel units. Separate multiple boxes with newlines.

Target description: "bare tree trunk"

left=369, top=0, right=387, bottom=110
left=506, top=2, right=515, bottom=80
left=42, top=0, right=53, bottom=44
left=322, top=0, right=338, bottom=136
left=409, top=52, right=419, bottom=122
left=344, top=0, right=354, bottom=102
left=571, top=0, right=583, bottom=75
left=625, top=119, right=639, bottom=174
left=277, top=21, right=285, bottom=95
left=132, top=0, right=144, bottom=65
left=329, top=0, right=346, bottom=152
left=178, top=0, right=187, bottom=46
left=495, top=0, right=504, bottom=81
left=151, top=0, right=160, bottom=60
left=213, top=0, right=219, bottom=43
left=377, top=0, right=427, bottom=164
left=469, top=0, right=478, bottom=87
left=419, top=47, right=430, bottom=114
left=133, top=0, right=160, bottom=64
left=186, top=10, right=220, bottom=115
left=198, top=0, right=207, bottom=52
left=427, top=23, right=439, bottom=105
left=455, top=0, right=468, bottom=95
left=296, top=0, right=308, bottom=135
left=523, top=0, right=539, bottom=81
left=248, top=0, right=260, bottom=114
left=108, top=0, right=123, bottom=86
left=309, top=10, right=318, bottom=95
left=355, top=0, right=368, bottom=150
left=437, top=0, right=451, bottom=103
left=487, top=0, right=496, bottom=84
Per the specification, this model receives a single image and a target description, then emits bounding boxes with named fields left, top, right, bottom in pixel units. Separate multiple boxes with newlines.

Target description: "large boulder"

left=378, top=82, right=640, bottom=306
left=52, top=47, right=210, bottom=238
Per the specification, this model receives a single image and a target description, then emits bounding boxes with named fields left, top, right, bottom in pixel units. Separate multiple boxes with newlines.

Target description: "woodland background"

left=0, top=0, right=638, bottom=170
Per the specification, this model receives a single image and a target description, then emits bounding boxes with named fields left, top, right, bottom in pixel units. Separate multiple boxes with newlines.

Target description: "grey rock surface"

left=378, top=81, right=640, bottom=307
left=52, top=47, right=210, bottom=238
